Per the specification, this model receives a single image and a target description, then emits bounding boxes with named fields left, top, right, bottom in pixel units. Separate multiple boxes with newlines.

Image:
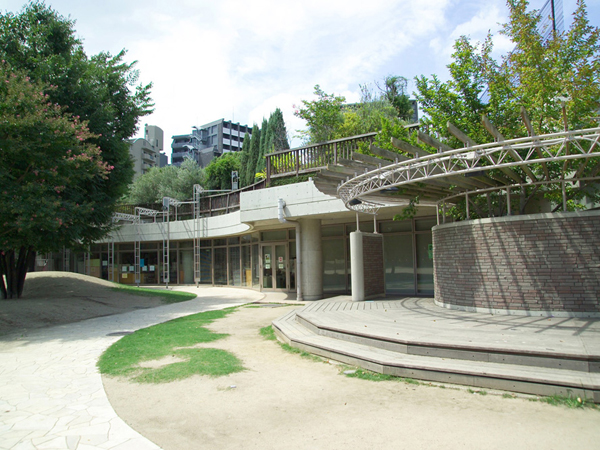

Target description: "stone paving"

left=0, top=287, right=264, bottom=450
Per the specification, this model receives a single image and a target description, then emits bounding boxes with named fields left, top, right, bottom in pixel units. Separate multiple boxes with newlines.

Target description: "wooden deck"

left=273, top=297, right=600, bottom=401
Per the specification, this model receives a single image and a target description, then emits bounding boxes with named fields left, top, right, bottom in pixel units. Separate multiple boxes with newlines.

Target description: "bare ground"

left=103, top=306, right=600, bottom=450
left=0, top=271, right=166, bottom=336
left=3, top=272, right=598, bottom=449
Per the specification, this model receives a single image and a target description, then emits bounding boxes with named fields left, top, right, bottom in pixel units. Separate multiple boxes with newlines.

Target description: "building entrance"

left=261, top=243, right=289, bottom=291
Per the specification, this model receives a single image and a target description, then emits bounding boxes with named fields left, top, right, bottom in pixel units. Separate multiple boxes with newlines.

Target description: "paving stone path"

left=0, top=287, right=262, bottom=450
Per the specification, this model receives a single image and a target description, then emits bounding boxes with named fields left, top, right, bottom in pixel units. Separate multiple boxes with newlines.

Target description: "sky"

left=3, top=0, right=599, bottom=159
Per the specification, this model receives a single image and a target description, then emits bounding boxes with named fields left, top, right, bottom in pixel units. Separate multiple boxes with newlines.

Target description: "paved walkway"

left=0, top=287, right=265, bottom=450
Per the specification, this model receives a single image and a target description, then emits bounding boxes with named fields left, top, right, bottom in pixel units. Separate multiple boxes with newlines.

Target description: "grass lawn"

left=98, top=307, right=244, bottom=383
left=111, top=285, right=197, bottom=304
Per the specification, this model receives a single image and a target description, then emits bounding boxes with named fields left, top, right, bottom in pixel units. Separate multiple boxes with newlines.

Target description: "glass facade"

left=68, top=217, right=436, bottom=296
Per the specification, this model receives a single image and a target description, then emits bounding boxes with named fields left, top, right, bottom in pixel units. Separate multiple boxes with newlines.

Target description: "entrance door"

left=261, top=243, right=288, bottom=290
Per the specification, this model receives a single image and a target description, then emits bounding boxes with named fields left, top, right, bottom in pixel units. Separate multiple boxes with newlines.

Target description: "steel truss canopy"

left=335, top=118, right=600, bottom=214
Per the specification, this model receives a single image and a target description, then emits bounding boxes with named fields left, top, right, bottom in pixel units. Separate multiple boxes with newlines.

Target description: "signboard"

left=265, top=264, right=271, bottom=269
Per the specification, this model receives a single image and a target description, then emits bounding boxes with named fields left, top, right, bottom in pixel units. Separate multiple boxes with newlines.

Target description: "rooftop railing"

left=264, top=133, right=377, bottom=183
left=115, top=179, right=267, bottom=222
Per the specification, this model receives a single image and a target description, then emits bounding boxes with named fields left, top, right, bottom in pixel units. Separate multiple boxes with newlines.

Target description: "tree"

left=294, top=81, right=412, bottom=144
left=0, top=63, right=110, bottom=298
left=294, top=85, right=346, bottom=143
left=378, top=76, right=414, bottom=121
left=244, top=125, right=261, bottom=186
left=0, top=2, right=152, bottom=221
left=415, top=0, right=600, bottom=215
left=0, top=2, right=153, bottom=297
left=204, top=152, right=241, bottom=190
left=126, top=158, right=205, bottom=204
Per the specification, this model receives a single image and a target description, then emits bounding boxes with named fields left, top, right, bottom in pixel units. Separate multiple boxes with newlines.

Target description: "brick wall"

left=433, top=211, right=600, bottom=314
left=362, top=234, right=385, bottom=298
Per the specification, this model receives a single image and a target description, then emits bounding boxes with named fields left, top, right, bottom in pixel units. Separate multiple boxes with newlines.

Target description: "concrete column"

left=350, top=231, right=365, bottom=301
left=299, top=218, right=323, bottom=301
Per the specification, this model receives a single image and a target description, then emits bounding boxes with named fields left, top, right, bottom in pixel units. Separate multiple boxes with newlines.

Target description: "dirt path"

left=102, top=306, right=600, bottom=450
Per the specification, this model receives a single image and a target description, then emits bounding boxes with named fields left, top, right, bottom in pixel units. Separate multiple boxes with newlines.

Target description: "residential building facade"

left=171, top=119, right=252, bottom=168
left=128, top=125, right=166, bottom=178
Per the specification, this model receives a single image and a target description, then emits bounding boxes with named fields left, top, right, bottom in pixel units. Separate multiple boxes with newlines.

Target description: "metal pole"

left=436, top=203, right=439, bottom=226
left=356, top=212, right=360, bottom=231
left=465, top=193, right=469, bottom=220
left=562, top=180, right=567, bottom=212
left=373, top=214, right=377, bottom=233
left=507, top=188, right=511, bottom=216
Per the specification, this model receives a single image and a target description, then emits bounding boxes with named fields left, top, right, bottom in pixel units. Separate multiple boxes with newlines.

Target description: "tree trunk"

left=0, top=247, right=34, bottom=299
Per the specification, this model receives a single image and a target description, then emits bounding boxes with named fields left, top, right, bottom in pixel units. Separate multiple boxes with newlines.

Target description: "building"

left=128, top=125, right=167, bottom=179
left=171, top=119, right=252, bottom=168
left=48, top=123, right=600, bottom=316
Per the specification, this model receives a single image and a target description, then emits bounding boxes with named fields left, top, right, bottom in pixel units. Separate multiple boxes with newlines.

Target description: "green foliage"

left=126, top=158, right=205, bottom=203
left=259, top=325, right=277, bottom=341
left=110, top=285, right=196, bottom=304
left=414, top=0, right=600, bottom=215
left=238, top=108, right=290, bottom=187
left=294, top=85, right=346, bottom=143
left=0, top=2, right=152, bottom=297
left=380, top=75, right=414, bottom=121
left=204, top=152, right=241, bottom=190
left=98, top=307, right=244, bottom=383
left=0, top=62, right=112, bottom=298
left=269, top=174, right=312, bottom=187
left=0, top=2, right=153, bottom=206
left=295, top=81, right=413, bottom=145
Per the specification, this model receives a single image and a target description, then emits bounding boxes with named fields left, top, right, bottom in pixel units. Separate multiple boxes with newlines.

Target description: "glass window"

left=252, top=244, right=259, bottom=288
left=322, top=239, right=346, bottom=293
left=289, top=242, right=296, bottom=290
left=322, top=225, right=344, bottom=237
left=228, top=246, right=241, bottom=286
left=261, top=230, right=288, bottom=241
left=200, top=240, right=211, bottom=248
left=241, top=234, right=253, bottom=244
left=179, top=240, right=193, bottom=249
left=214, top=248, right=227, bottom=285
left=383, top=234, right=415, bottom=294
left=346, top=222, right=374, bottom=234
left=415, top=217, right=437, bottom=231
left=228, top=237, right=240, bottom=245
left=140, top=251, right=158, bottom=285
left=380, top=220, right=412, bottom=233
left=241, top=246, right=252, bottom=287
left=141, top=242, right=158, bottom=250
left=200, top=248, right=212, bottom=284
left=416, top=234, right=434, bottom=294
left=214, top=238, right=227, bottom=247
left=288, top=229, right=296, bottom=240
left=180, top=249, right=194, bottom=284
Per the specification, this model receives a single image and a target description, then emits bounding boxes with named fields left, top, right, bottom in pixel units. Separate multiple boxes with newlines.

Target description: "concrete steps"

left=272, top=306, right=600, bottom=401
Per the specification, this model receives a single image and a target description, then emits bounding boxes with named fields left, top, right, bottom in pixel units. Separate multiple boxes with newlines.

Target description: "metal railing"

left=265, top=133, right=377, bottom=182
left=115, top=179, right=267, bottom=222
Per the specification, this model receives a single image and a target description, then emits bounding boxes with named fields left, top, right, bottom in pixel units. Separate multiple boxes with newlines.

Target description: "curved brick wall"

left=433, top=211, right=600, bottom=316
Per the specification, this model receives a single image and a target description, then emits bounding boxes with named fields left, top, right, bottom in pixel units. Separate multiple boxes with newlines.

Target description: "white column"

left=299, top=218, right=322, bottom=301
left=350, top=231, right=365, bottom=301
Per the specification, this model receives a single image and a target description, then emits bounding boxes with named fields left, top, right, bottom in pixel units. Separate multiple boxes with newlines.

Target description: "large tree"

left=0, top=63, right=111, bottom=298
left=0, top=1, right=152, bottom=209
left=415, top=0, right=600, bottom=215
left=0, top=2, right=153, bottom=298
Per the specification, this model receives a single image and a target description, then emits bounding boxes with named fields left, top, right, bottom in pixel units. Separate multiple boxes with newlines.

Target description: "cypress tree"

left=245, top=125, right=261, bottom=186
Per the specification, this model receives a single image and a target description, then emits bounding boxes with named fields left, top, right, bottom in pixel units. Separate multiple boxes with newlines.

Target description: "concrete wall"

left=433, top=211, right=600, bottom=317
left=103, top=211, right=251, bottom=243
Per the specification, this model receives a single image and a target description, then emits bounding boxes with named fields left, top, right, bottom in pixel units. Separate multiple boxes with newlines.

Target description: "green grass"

left=111, top=285, right=197, bottom=304
left=98, top=307, right=243, bottom=383
left=259, top=325, right=322, bottom=361
left=536, top=394, right=598, bottom=410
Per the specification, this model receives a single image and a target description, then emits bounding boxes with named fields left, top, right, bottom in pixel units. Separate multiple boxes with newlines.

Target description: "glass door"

left=261, top=243, right=289, bottom=290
